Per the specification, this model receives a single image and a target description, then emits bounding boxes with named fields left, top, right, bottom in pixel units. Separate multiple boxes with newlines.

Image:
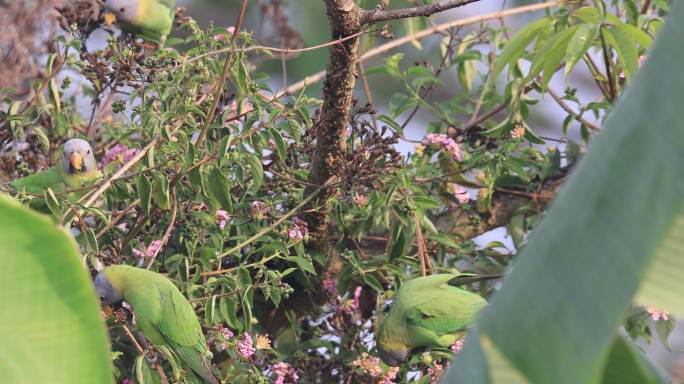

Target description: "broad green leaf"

left=362, top=274, right=383, bottom=292
left=246, top=154, right=264, bottom=192
left=206, top=167, right=233, bottom=212
left=617, top=23, right=653, bottom=49
left=565, top=24, right=598, bottom=83
left=491, top=18, right=552, bottom=82
left=601, top=335, right=669, bottom=384
left=605, top=26, right=638, bottom=81
left=151, top=173, right=170, bottom=210
left=446, top=4, right=684, bottom=383
left=635, top=213, right=684, bottom=315
left=0, top=194, right=112, bottom=383
left=572, top=6, right=601, bottom=24
left=137, top=174, right=152, bottom=215
left=269, top=127, right=287, bottom=162
left=457, top=32, right=480, bottom=93
left=541, top=27, right=577, bottom=88
left=286, top=256, right=316, bottom=275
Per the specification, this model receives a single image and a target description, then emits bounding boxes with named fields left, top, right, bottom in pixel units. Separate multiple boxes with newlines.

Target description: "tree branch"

left=303, top=0, right=363, bottom=268
left=362, top=0, right=481, bottom=24
left=436, top=172, right=568, bottom=241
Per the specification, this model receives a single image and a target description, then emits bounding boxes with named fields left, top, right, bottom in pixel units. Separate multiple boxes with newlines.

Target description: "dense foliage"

left=0, top=0, right=676, bottom=383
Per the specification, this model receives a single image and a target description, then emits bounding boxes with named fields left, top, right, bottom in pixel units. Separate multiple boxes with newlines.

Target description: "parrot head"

left=377, top=343, right=409, bottom=367
left=62, top=139, right=97, bottom=175
left=376, top=303, right=410, bottom=366
left=94, top=271, right=123, bottom=305
left=103, top=0, right=140, bottom=24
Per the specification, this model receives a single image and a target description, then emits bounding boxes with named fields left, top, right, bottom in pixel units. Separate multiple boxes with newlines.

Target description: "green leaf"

left=491, top=18, right=552, bottom=81
left=0, top=194, right=112, bottom=383
left=151, top=173, right=170, bottom=210
left=137, top=174, right=152, bottom=215
left=446, top=5, right=684, bottom=382
left=565, top=24, right=598, bottom=83
left=527, top=26, right=577, bottom=88
left=206, top=167, right=233, bottom=212
left=606, top=26, right=638, bottom=81
left=601, top=335, right=669, bottom=384
left=617, top=23, right=653, bottom=49
left=286, top=256, right=316, bottom=275
left=269, top=127, right=287, bottom=162
left=362, top=274, right=383, bottom=292
left=246, top=154, right=264, bottom=192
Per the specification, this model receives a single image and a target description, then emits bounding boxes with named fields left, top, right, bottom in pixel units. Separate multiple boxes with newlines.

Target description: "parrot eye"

left=87, top=150, right=91, bottom=154
left=120, top=7, right=125, bottom=12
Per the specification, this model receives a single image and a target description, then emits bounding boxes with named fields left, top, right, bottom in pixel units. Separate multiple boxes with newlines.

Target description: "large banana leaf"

left=0, top=194, right=112, bottom=383
left=444, top=2, right=684, bottom=383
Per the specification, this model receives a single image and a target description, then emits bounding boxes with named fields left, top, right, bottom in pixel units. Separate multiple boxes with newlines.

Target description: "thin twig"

left=146, top=187, right=177, bottom=270
left=400, top=31, right=458, bottom=130
left=414, top=214, right=432, bottom=276
left=547, top=87, right=599, bottom=131
left=159, top=29, right=374, bottom=72
left=194, top=0, right=249, bottom=148
left=599, top=27, right=616, bottom=101
left=96, top=199, right=140, bottom=239
left=121, top=324, right=169, bottom=384
left=211, top=176, right=337, bottom=265
left=282, top=1, right=565, bottom=97
left=356, top=61, right=378, bottom=129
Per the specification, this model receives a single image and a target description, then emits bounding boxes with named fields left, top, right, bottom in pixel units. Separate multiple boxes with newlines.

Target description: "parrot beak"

left=104, top=12, right=117, bottom=26
left=70, top=152, right=84, bottom=172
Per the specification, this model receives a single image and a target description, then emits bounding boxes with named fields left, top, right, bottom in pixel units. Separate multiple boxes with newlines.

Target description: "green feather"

left=376, top=273, right=488, bottom=360
left=11, top=165, right=102, bottom=212
left=104, top=265, right=219, bottom=384
left=122, top=0, right=176, bottom=44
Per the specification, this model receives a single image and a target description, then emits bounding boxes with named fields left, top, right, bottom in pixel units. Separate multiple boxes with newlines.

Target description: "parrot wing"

left=157, top=0, right=176, bottom=13
left=406, top=303, right=472, bottom=337
left=154, top=288, right=218, bottom=384
left=11, top=166, right=65, bottom=194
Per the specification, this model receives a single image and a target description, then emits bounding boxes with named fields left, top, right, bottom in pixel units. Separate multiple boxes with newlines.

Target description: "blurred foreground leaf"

left=0, top=194, right=112, bottom=383
left=445, top=3, right=684, bottom=383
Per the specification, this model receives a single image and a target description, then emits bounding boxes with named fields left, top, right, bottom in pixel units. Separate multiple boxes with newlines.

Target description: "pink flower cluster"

left=207, top=326, right=234, bottom=351
left=99, top=144, right=139, bottom=169
left=272, top=362, right=299, bottom=384
left=250, top=201, right=270, bottom=220
left=448, top=183, right=470, bottom=204
left=511, top=124, right=525, bottom=139
left=132, top=240, right=162, bottom=259
left=422, top=133, right=462, bottom=161
left=646, top=307, right=670, bottom=321
left=323, top=277, right=339, bottom=297
left=353, top=193, right=369, bottom=206
left=213, top=26, right=236, bottom=41
left=427, top=362, right=445, bottom=384
left=236, top=333, right=256, bottom=359
left=215, top=209, right=230, bottom=230
left=380, top=367, right=399, bottom=384
left=451, top=339, right=464, bottom=353
left=352, top=352, right=383, bottom=377
left=287, top=217, right=309, bottom=241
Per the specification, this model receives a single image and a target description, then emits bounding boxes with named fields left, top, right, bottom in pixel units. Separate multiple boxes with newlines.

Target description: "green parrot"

left=11, top=138, right=102, bottom=200
left=103, top=0, right=176, bottom=44
left=94, top=265, right=220, bottom=384
left=375, top=273, right=498, bottom=366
